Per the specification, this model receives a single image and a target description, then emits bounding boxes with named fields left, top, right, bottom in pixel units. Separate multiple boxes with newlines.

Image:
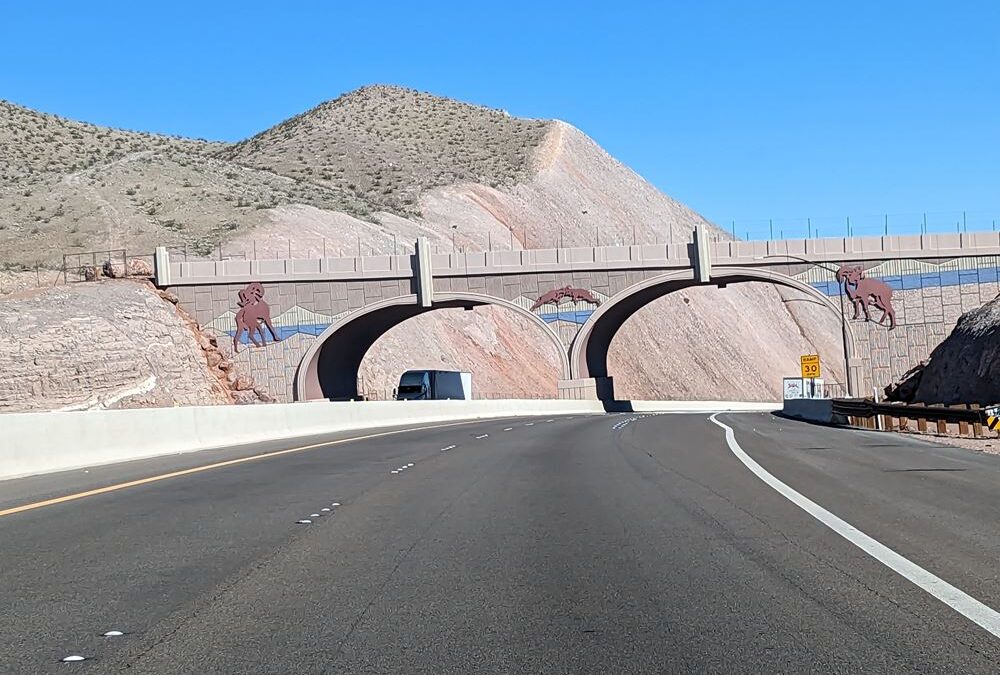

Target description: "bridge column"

left=557, top=377, right=615, bottom=401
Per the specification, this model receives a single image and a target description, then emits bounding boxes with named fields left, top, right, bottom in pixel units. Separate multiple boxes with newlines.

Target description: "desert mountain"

left=0, top=85, right=845, bottom=407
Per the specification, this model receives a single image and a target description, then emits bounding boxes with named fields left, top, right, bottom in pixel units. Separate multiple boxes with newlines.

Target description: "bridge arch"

left=569, top=266, right=859, bottom=384
left=295, top=292, right=572, bottom=400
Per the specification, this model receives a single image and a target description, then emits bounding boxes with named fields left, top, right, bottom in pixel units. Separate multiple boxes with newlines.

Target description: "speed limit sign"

left=800, top=354, right=821, bottom=379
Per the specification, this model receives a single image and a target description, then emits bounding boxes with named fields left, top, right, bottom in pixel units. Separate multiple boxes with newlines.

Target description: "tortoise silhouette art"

left=836, top=265, right=896, bottom=330
left=233, top=282, right=282, bottom=352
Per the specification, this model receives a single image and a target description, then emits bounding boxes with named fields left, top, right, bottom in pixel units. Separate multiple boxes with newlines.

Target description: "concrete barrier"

left=631, top=400, right=779, bottom=413
left=781, top=398, right=846, bottom=424
left=1, top=399, right=780, bottom=481
left=1, top=400, right=607, bottom=481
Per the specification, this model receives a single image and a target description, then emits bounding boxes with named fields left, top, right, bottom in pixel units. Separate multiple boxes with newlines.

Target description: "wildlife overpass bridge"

left=153, top=228, right=1000, bottom=402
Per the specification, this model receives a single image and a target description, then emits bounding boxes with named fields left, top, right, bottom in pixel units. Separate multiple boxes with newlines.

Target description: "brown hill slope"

left=218, top=85, right=550, bottom=218
left=0, top=100, right=216, bottom=188
left=0, top=86, right=846, bottom=406
left=0, top=151, right=369, bottom=265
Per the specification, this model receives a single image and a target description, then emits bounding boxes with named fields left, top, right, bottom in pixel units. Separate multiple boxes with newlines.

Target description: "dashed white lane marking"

left=405, top=464, right=413, bottom=468
left=321, top=507, right=331, bottom=512
left=331, top=502, right=341, bottom=506
left=708, top=413, right=1000, bottom=639
left=441, top=445, right=457, bottom=451
left=391, top=470, right=399, bottom=474
left=310, top=513, right=321, bottom=518
left=546, top=419, right=555, bottom=423
left=102, top=631, right=124, bottom=637
left=1, top=419, right=491, bottom=519
left=503, top=428, right=513, bottom=432
left=296, top=519, right=313, bottom=525
left=61, top=655, right=87, bottom=662
left=612, top=417, right=638, bottom=431
left=524, top=422, right=535, bottom=427
left=476, top=434, right=489, bottom=439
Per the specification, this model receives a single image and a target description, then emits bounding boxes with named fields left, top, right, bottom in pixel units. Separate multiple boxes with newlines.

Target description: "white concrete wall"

left=1, top=399, right=780, bottom=481
left=2, top=400, right=605, bottom=481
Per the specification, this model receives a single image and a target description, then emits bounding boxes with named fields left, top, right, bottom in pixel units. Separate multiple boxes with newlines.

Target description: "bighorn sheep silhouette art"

left=836, top=265, right=896, bottom=330
left=531, top=286, right=601, bottom=310
left=233, top=282, right=282, bottom=352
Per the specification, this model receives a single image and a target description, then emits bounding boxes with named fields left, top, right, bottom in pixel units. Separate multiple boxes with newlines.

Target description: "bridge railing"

left=159, top=229, right=1000, bottom=287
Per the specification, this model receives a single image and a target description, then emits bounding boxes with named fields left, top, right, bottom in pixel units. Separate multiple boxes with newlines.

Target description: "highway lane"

left=0, top=415, right=555, bottom=672
left=1, top=413, right=998, bottom=673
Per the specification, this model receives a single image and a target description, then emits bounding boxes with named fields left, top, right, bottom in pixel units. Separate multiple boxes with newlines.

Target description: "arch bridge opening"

left=570, top=267, right=859, bottom=400
left=296, top=293, right=571, bottom=401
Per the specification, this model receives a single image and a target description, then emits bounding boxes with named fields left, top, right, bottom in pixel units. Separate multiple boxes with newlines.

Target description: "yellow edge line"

left=0, top=419, right=485, bottom=518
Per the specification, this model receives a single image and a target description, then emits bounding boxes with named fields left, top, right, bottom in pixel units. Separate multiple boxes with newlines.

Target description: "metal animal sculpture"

left=233, top=282, right=282, bottom=352
left=836, top=265, right=897, bottom=330
left=531, top=286, right=601, bottom=310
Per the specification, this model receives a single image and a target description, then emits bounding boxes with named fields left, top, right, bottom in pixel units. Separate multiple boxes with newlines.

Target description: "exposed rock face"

left=609, top=283, right=846, bottom=400
left=883, top=362, right=926, bottom=402
left=0, top=281, right=231, bottom=411
left=358, top=306, right=563, bottom=400
left=907, top=295, right=1000, bottom=404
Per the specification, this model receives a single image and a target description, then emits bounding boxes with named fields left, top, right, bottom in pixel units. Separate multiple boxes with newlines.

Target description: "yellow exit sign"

left=800, top=354, right=821, bottom=379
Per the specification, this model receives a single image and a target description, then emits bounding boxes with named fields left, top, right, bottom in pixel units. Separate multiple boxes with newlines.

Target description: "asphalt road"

left=1, top=413, right=999, bottom=673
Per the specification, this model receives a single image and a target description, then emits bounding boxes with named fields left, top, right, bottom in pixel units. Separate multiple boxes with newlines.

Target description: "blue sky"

left=2, top=1, right=998, bottom=238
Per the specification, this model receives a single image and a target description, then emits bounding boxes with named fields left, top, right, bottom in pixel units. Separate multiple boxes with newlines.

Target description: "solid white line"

left=708, top=413, right=1000, bottom=639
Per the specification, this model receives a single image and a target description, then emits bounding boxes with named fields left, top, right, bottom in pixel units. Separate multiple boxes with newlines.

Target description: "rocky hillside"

left=0, top=281, right=233, bottom=411
left=219, top=86, right=549, bottom=218
left=0, top=99, right=214, bottom=187
left=0, top=85, right=846, bottom=407
left=889, top=294, right=1000, bottom=405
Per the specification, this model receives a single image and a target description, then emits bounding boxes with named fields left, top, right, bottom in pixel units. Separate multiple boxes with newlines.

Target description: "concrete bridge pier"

left=557, top=377, right=615, bottom=401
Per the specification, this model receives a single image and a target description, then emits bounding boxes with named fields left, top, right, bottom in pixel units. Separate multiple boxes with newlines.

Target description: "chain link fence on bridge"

left=154, top=209, right=1000, bottom=264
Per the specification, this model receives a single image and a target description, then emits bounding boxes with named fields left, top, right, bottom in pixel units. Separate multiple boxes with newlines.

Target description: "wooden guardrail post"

left=970, top=403, right=983, bottom=438
left=935, top=404, right=948, bottom=434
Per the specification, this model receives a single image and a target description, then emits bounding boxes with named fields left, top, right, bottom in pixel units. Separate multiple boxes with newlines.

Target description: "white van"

left=395, top=370, right=472, bottom=401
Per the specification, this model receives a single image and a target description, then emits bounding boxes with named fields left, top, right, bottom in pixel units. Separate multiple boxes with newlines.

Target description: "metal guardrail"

left=833, top=398, right=998, bottom=436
